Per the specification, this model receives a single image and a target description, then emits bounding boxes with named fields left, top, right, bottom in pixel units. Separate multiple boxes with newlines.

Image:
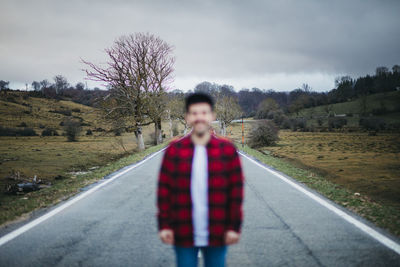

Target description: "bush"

left=272, top=111, right=286, bottom=126
left=20, top=127, right=37, bottom=136
left=39, top=124, right=45, bottom=129
left=247, top=120, right=279, bottom=148
left=0, top=126, right=37, bottom=136
left=172, top=122, right=179, bottom=136
left=6, top=96, right=17, bottom=103
left=94, top=127, right=106, bottom=132
left=359, top=117, right=386, bottom=131
left=113, top=127, right=123, bottom=136
left=41, top=128, right=59, bottom=136
left=86, top=129, right=93, bottom=135
left=371, top=107, right=388, bottom=116
left=63, top=119, right=82, bottom=141
left=71, top=108, right=81, bottom=113
left=49, top=109, right=72, bottom=116
left=280, top=118, right=291, bottom=129
left=328, top=117, right=347, bottom=130
left=290, top=118, right=307, bottom=131
left=305, top=125, right=316, bottom=132
left=17, top=122, right=27, bottom=127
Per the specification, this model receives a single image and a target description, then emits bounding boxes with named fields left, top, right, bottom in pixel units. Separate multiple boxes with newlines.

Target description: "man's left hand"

left=224, top=230, right=240, bottom=245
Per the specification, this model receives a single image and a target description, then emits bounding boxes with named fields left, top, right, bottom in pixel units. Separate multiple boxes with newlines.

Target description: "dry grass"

left=263, top=131, right=400, bottom=208
left=0, top=93, right=184, bottom=227
left=224, top=120, right=400, bottom=236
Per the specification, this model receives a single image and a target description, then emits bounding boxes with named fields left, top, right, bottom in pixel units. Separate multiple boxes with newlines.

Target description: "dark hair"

left=185, top=92, right=215, bottom=113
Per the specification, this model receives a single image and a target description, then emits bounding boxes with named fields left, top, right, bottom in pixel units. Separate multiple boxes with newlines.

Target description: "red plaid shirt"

left=157, top=132, right=244, bottom=247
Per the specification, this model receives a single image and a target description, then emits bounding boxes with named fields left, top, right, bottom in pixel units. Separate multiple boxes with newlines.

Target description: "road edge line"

left=238, top=150, right=400, bottom=255
left=0, top=147, right=167, bottom=247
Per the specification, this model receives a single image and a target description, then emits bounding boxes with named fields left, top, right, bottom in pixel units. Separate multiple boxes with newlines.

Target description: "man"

left=156, top=92, right=245, bottom=267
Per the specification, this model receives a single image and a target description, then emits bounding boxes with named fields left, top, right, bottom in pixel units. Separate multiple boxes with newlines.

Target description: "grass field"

left=0, top=92, right=182, bottom=227
left=224, top=121, right=400, bottom=237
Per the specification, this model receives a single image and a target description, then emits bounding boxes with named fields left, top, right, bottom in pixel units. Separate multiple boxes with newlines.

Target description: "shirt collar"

left=186, top=130, right=215, bottom=149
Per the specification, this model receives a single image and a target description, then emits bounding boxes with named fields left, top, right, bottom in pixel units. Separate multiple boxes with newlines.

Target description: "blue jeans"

left=173, top=245, right=228, bottom=267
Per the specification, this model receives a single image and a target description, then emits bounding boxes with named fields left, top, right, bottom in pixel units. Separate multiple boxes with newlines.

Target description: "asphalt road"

left=0, top=147, right=399, bottom=266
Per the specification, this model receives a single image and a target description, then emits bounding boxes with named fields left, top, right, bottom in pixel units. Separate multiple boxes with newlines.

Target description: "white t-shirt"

left=190, top=144, right=209, bottom=246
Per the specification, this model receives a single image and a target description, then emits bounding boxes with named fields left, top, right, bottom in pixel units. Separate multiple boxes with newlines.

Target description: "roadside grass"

left=0, top=141, right=169, bottom=227
left=235, top=141, right=400, bottom=238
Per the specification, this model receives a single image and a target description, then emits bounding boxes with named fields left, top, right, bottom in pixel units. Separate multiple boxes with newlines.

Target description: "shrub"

left=172, top=122, right=179, bottom=136
left=0, top=126, right=16, bottom=136
left=20, top=127, right=37, bottom=136
left=6, top=96, right=17, bottom=103
left=290, top=118, right=307, bottom=131
left=63, top=119, right=82, bottom=141
left=49, top=109, right=72, bottom=116
left=272, top=111, right=286, bottom=126
left=247, top=120, right=279, bottom=148
left=371, top=107, right=388, bottom=116
left=359, top=117, right=386, bottom=131
left=94, top=127, right=106, bottom=132
left=0, top=126, right=37, bottom=136
left=71, top=108, right=81, bottom=113
left=42, top=128, right=59, bottom=136
left=328, top=117, right=347, bottom=130
left=113, top=127, right=123, bottom=136
left=86, top=129, right=93, bottom=135
left=280, top=118, right=291, bottom=129
left=17, top=122, right=27, bottom=127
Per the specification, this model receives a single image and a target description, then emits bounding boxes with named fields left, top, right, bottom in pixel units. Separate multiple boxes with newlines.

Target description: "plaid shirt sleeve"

left=226, top=144, right=244, bottom=233
left=157, top=145, right=174, bottom=231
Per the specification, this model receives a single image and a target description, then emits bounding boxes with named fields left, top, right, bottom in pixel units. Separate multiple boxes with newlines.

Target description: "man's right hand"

left=159, top=229, right=174, bottom=245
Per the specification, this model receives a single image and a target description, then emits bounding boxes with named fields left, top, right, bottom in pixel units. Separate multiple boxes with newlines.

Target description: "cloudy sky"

left=1, top=0, right=399, bottom=92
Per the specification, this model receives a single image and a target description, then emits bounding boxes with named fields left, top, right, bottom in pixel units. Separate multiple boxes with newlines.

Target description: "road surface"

left=0, top=147, right=399, bottom=266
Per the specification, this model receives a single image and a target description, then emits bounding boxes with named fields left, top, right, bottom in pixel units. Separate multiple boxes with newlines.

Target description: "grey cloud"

left=0, top=0, right=399, bottom=91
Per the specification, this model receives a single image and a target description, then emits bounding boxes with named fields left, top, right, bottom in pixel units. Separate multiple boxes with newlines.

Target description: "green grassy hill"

left=0, top=91, right=110, bottom=135
left=289, top=90, right=400, bottom=128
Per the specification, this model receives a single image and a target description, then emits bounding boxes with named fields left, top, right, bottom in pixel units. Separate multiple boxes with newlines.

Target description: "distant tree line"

left=331, top=65, right=400, bottom=103
left=1, top=64, right=398, bottom=119
left=0, top=75, right=108, bottom=107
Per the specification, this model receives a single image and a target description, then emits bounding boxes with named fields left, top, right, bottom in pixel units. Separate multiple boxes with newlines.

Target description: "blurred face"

left=185, top=102, right=216, bottom=135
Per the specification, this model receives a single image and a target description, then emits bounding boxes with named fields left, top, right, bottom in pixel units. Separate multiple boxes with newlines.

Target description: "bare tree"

left=215, top=95, right=242, bottom=136
left=143, top=36, right=175, bottom=144
left=39, top=79, right=50, bottom=90
left=255, top=98, right=279, bottom=119
left=81, top=32, right=174, bottom=151
left=31, top=81, right=41, bottom=91
left=167, top=96, right=188, bottom=135
left=0, top=80, right=10, bottom=90
left=53, top=75, right=69, bottom=94
left=301, top=83, right=312, bottom=92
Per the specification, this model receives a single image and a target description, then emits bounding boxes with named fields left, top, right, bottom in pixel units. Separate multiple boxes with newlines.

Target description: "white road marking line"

left=0, top=147, right=167, bottom=247
left=238, top=151, right=400, bottom=255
